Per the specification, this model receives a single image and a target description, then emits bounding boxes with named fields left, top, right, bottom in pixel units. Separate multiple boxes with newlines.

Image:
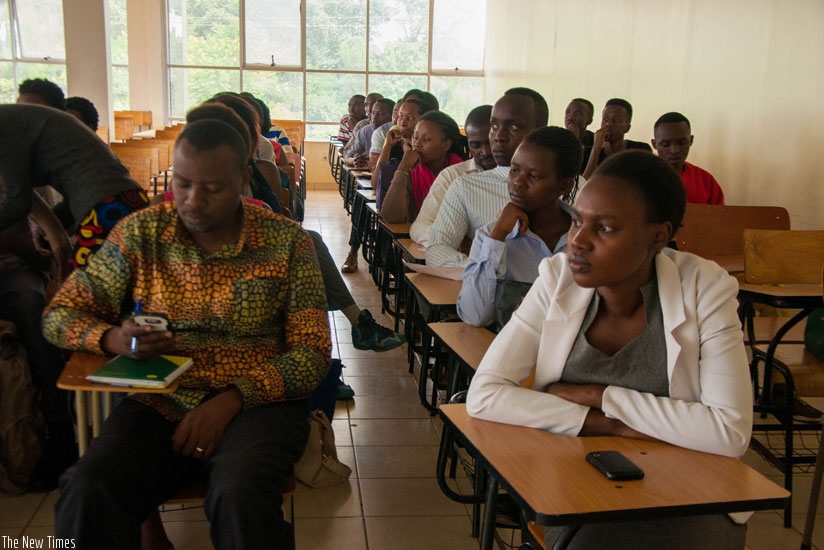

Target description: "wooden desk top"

left=739, top=282, right=822, bottom=298
left=378, top=218, right=411, bottom=237
left=429, top=322, right=495, bottom=371
left=397, top=238, right=426, bottom=263
left=356, top=188, right=376, bottom=202
left=405, top=272, right=462, bottom=306
left=367, top=202, right=379, bottom=215
left=356, top=177, right=373, bottom=190
left=57, top=352, right=180, bottom=393
left=441, top=404, right=788, bottom=525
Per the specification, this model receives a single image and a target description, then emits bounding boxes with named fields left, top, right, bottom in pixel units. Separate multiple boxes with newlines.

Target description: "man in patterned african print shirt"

left=44, top=119, right=330, bottom=550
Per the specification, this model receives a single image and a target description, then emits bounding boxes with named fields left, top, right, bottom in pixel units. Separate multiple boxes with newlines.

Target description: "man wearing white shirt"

left=426, top=88, right=549, bottom=267
left=410, top=105, right=494, bottom=247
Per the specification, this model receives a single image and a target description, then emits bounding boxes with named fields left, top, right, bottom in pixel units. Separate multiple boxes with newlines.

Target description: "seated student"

left=467, top=150, right=752, bottom=550
left=338, top=94, right=367, bottom=143
left=410, top=105, right=495, bottom=247
left=66, top=96, right=100, bottom=132
left=652, top=111, right=725, bottom=205
left=156, top=103, right=403, bottom=408
left=457, top=127, right=582, bottom=329
left=342, top=92, right=384, bottom=160
left=238, top=91, right=278, bottom=163
left=368, top=90, right=438, bottom=171
left=341, top=97, right=435, bottom=274
left=582, top=98, right=652, bottom=180
left=380, top=111, right=467, bottom=224
left=208, top=93, right=285, bottom=215
left=426, top=87, right=549, bottom=267
left=564, top=98, right=594, bottom=173
left=16, top=78, right=66, bottom=110
left=44, top=119, right=331, bottom=550
left=344, top=98, right=395, bottom=170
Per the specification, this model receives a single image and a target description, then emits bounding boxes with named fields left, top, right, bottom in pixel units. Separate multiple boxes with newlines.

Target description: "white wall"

left=126, top=0, right=166, bottom=126
left=63, top=0, right=112, bottom=137
left=484, top=0, right=824, bottom=229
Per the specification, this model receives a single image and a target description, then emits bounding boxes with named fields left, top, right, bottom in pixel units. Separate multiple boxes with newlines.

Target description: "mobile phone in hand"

left=132, top=312, right=170, bottom=332
left=586, top=451, right=644, bottom=481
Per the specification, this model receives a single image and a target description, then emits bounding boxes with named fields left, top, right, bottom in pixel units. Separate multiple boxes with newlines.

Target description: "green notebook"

left=87, top=355, right=193, bottom=388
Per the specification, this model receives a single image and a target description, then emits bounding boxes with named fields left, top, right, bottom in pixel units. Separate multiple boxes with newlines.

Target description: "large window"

left=108, top=0, right=130, bottom=110
left=166, top=0, right=486, bottom=138
left=0, top=0, right=67, bottom=103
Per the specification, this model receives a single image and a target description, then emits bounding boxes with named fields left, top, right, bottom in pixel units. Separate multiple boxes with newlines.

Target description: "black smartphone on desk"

left=586, top=451, right=645, bottom=481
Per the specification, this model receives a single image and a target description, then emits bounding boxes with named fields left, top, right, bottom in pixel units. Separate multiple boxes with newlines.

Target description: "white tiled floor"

left=0, top=188, right=821, bottom=549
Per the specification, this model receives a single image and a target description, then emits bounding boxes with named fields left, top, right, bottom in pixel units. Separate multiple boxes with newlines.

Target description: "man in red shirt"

left=652, top=112, right=725, bottom=205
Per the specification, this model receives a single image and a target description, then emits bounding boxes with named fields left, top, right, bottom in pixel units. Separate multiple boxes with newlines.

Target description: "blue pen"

left=130, top=299, right=143, bottom=357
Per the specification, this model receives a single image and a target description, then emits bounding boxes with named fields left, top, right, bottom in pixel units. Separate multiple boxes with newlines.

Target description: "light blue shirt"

left=344, top=124, right=375, bottom=158
left=457, top=217, right=568, bottom=328
left=370, top=121, right=393, bottom=154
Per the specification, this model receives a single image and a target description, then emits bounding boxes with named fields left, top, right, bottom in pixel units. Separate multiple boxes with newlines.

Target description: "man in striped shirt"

left=426, top=88, right=549, bottom=267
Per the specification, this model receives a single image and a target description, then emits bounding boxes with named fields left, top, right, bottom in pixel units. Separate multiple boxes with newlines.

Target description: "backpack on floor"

left=0, top=320, right=46, bottom=494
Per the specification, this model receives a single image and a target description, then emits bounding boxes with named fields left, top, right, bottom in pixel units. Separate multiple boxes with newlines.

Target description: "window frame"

left=0, top=0, right=67, bottom=102
left=164, top=0, right=486, bottom=131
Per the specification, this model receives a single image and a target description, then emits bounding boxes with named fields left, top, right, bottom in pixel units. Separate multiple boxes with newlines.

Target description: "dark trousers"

left=55, top=398, right=309, bottom=550
left=0, top=266, right=69, bottom=424
left=307, top=230, right=356, bottom=312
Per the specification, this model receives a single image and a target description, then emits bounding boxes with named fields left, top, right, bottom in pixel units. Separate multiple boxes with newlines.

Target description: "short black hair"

left=19, top=78, right=66, bottom=110
left=186, top=103, right=252, bottom=156
left=523, top=126, right=583, bottom=180
left=350, top=94, right=366, bottom=102
left=594, top=150, right=686, bottom=236
left=604, top=98, right=634, bottom=121
left=402, top=89, right=439, bottom=111
left=418, top=111, right=468, bottom=160
left=177, top=119, right=249, bottom=171
left=208, top=93, right=261, bottom=159
left=66, top=96, right=99, bottom=131
left=654, top=111, right=691, bottom=132
left=571, top=98, right=594, bottom=118
left=504, top=87, right=549, bottom=127
left=242, top=93, right=272, bottom=134
left=401, top=98, right=435, bottom=118
left=465, top=104, right=492, bottom=129
left=373, top=98, right=396, bottom=112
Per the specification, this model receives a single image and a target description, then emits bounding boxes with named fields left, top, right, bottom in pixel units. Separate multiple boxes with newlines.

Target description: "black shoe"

left=770, top=383, right=823, bottom=423
left=352, top=310, right=405, bottom=351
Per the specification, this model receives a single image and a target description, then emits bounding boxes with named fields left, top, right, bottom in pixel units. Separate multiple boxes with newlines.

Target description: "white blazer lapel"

left=656, top=252, right=689, bottom=393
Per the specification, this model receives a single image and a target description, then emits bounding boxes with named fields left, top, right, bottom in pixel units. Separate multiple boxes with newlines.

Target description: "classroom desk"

left=427, top=322, right=496, bottom=533
left=403, top=272, right=461, bottom=388
left=439, top=404, right=789, bottom=550
left=420, top=321, right=495, bottom=413
left=374, top=218, right=410, bottom=327
left=738, top=281, right=823, bottom=527
left=57, top=352, right=179, bottom=456
left=389, top=238, right=426, bottom=328
left=355, top=176, right=372, bottom=191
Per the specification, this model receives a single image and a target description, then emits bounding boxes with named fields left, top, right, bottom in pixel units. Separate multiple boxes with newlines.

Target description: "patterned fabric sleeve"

left=42, top=233, right=133, bottom=353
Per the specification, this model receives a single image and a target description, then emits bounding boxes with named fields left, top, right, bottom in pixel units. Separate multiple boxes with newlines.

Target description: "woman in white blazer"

left=466, top=150, right=752, bottom=549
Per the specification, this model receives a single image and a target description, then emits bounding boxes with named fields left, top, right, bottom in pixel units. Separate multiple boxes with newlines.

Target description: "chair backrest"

left=272, top=119, right=305, bottom=153
left=677, top=204, right=790, bottom=258
left=118, top=156, right=153, bottom=195
left=110, top=143, right=164, bottom=176
left=114, top=113, right=134, bottom=141
left=744, top=229, right=824, bottom=284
